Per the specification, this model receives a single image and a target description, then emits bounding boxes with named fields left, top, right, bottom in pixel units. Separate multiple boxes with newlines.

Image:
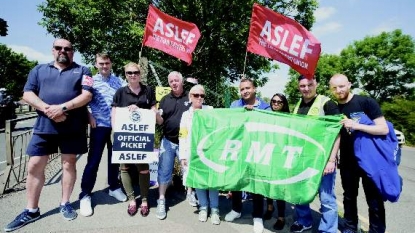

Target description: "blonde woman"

left=111, top=62, right=156, bottom=217
left=178, top=85, right=220, bottom=225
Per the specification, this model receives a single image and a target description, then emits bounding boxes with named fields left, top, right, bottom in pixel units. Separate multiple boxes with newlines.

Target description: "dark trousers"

left=340, top=164, right=386, bottom=233
left=79, top=127, right=120, bottom=199
left=231, top=191, right=264, bottom=218
left=266, top=198, right=286, bottom=218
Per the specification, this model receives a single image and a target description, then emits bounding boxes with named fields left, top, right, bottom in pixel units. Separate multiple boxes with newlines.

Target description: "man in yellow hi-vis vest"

left=290, top=75, right=341, bottom=233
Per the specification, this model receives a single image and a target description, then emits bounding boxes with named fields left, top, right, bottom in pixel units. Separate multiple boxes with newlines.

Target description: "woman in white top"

left=178, top=85, right=219, bottom=225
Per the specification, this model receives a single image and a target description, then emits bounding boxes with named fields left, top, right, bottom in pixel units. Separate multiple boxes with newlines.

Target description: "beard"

left=56, top=53, right=70, bottom=65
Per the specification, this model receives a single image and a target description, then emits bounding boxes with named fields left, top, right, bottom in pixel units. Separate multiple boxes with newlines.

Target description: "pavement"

left=0, top=147, right=348, bottom=233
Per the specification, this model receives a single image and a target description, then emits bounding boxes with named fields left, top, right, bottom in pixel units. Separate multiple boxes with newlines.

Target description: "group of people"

left=4, top=38, right=390, bottom=233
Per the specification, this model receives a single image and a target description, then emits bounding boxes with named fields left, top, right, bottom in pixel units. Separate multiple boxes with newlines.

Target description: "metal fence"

left=0, top=115, right=60, bottom=195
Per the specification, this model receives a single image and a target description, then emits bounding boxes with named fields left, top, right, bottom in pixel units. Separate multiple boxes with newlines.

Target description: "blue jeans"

left=157, top=137, right=179, bottom=185
left=295, top=171, right=338, bottom=233
left=79, top=127, right=120, bottom=199
left=196, top=189, right=219, bottom=209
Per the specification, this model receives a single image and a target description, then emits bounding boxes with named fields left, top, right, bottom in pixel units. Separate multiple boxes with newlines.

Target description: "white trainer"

left=253, top=217, right=264, bottom=233
left=80, top=195, right=93, bottom=217
left=198, top=209, right=208, bottom=222
left=224, top=210, right=241, bottom=222
left=109, top=188, right=127, bottom=202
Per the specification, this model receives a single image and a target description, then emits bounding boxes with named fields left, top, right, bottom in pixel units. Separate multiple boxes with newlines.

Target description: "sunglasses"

left=192, top=93, right=205, bottom=98
left=53, top=46, right=73, bottom=52
left=125, top=71, right=140, bottom=75
left=271, top=99, right=283, bottom=104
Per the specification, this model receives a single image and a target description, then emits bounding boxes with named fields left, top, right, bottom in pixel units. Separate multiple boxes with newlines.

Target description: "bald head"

left=329, top=74, right=352, bottom=104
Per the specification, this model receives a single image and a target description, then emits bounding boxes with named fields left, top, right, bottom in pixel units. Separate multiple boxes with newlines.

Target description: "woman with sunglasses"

left=264, top=93, right=290, bottom=230
left=178, top=85, right=220, bottom=225
left=111, top=62, right=156, bottom=217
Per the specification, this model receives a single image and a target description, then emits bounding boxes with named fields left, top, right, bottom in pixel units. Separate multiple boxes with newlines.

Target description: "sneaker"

left=109, top=188, right=127, bottom=202
left=224, top=210, right=241, bottom=222
left=4, top=209, right=41, bottom=232
left=210, top=208, right=221, bottom=225
left=187, top=191, right=198, bottom=207
left=80, top=196, right=93, bottom=217
left=290, top=221, right=312, bottom=232
left=156, top=199, right=167, bottom=220
left=60, top=202, right=77, bottom=221
left=198, top=208, right=208, bottom=222
left=253, top=217, right=264, bottom=233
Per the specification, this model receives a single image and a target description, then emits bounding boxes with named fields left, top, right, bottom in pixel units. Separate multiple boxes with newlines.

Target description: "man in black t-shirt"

left=329, top=74, right=389, bottom=233
left=155, top=71, right=190, bottom=220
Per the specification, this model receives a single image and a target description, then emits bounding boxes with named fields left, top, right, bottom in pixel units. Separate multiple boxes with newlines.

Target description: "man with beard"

left=155, top=71, right=191, bottom=220
left=224, top=78, right=270, bottom=233
left=4, top=39, right=93, bottom=232
left=290, top=75, right=340, bottom=233
left=329, top=74, right=388, bottom=233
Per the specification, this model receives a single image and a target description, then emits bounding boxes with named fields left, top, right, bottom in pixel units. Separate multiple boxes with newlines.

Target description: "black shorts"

left=26, top=133, right=88, bottom=156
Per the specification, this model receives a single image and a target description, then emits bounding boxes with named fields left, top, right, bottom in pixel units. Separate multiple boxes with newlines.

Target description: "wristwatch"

left=61, top=104, right=68, bottom=112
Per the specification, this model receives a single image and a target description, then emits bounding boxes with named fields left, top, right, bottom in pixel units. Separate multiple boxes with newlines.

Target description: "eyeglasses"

left=98, top=62, right=111, bottom=66
left=53, top=46, right=73, bottom=52
left=192, top=93, right=205, bottom=98
left=125, top=71, right=140, bottom=75
left=271, top=99, right=283, bottom=104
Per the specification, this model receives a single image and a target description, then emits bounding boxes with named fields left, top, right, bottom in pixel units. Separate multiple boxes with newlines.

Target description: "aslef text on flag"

left=143, top=5, right=201, bottom=65
left=247, top=3, right=321, bottom=78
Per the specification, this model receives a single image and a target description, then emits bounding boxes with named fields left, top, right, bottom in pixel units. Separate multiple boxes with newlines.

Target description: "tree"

left=0, top=44, right=38, bottom=98
left=38, top=0, right=318, bottom=107
left=339, top=29, right=415, bottom=103
left=0, top=18, right=8, bottom=36
left=382, top=97, right=415, bottom=145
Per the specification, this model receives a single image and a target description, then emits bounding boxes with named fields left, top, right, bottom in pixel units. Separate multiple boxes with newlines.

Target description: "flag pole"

left=139, top=43, right=144, bottom=61
left=242, top=50, right=248, bottom=78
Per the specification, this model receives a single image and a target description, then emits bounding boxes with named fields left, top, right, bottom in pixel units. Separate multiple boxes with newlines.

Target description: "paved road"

left=0, top=129, right=413, bottom=232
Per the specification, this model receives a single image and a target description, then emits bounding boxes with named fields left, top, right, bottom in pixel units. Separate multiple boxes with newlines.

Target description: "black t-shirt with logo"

left=337, top=95, right=383, bottom=166
left=159, top=91, right=190, bottom=144
left=112, top=84, right=156, bottom=109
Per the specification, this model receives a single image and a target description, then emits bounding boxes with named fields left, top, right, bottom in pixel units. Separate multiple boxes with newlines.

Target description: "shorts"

left=27, top=133, right=88, bottom=156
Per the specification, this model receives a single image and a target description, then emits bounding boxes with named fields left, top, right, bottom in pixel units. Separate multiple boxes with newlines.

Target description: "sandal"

left=127, top=202, right=138, bottom=216
left=140, top=204, right=149, bottom=217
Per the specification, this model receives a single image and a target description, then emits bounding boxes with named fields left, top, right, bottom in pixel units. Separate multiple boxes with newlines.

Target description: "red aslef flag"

left=247, top=3, right=321, bottom=78
left=143, top=5, right=201, bottom=65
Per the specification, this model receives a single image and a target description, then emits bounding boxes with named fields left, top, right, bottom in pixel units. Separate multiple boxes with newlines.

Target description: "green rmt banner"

left=186, top=108, right=342, bottom=204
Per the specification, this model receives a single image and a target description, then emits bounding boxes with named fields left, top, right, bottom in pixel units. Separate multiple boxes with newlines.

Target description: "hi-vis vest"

left=293, top=94, right=330, bottom=116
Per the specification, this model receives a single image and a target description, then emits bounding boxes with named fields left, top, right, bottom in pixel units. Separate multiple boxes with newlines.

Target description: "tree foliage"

left=37, top=0, right=318, bottom=107
left=0, top=18, right=8, bottom=36
left=284, top=30, right=415, bottom=105
left=0, top=44, right=38, bottom=98
left=382, top=97, right=415, bottom=145
left=339, top=29, right=415, bottom=103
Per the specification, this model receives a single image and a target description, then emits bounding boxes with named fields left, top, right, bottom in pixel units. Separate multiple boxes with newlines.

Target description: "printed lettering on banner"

left=247, top=3, right=321, bottom=78
left=143, top=5, right=201, bottom=65
left=112, top=107, right=158, bottom=164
